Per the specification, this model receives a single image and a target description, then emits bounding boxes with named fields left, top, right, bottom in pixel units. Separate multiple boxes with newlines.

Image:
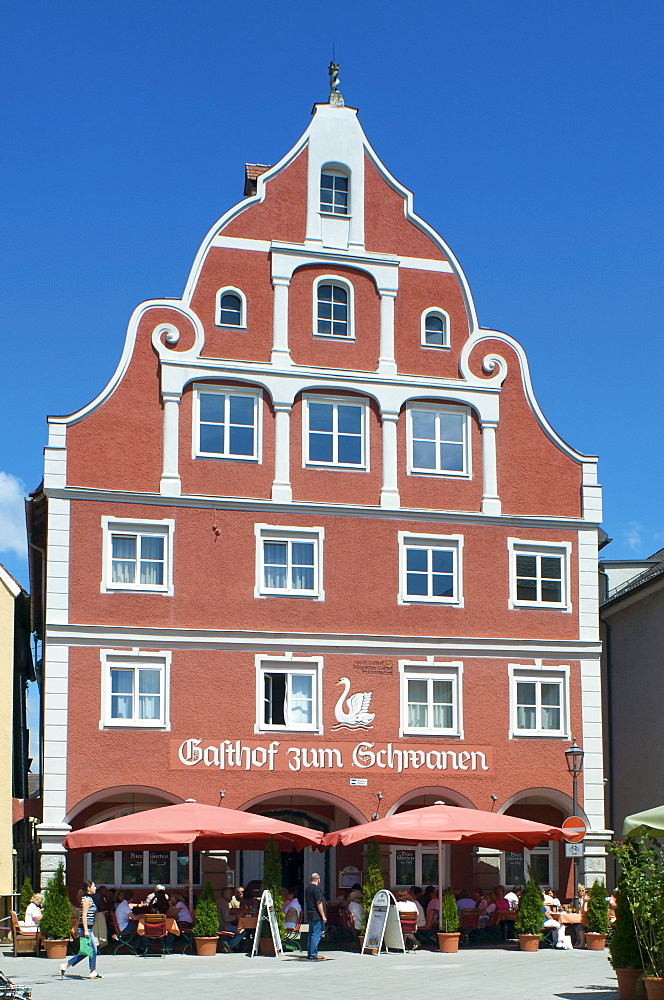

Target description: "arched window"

left=316, top=282, right=350, bottom=338
left=215, top=287, right=246, bottom=327
left=320, top=170, right=349, bottom=215
left=421, top=309, right=450, bottom=348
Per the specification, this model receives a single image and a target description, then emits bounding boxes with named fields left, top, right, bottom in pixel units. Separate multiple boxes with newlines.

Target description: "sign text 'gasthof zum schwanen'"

left=171, top=739, right=493, bottom=774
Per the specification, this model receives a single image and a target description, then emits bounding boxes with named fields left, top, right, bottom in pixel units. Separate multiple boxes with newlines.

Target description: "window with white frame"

left=320, top=171, right=349, bottom=215
left=303, top=395, right=367, bottom=469
left=315, top=280, right=352, bottom=338
left=398, top=533, right=463, bottom=605
left=421, top=309, right=450, bottom=348
left=256, top=657, right=322, bottom=732
left=509, top=665, right=569, bottom=737
left=101, top=650, right=170, bottom=728
left=102, top=517, right=174, bottom=594
left=400, top=663, right=463, bottom=736
left=255, top=525, right=324, bottom=599
left=508, top=539, right=571, bottom=610
left=215, top=287, right=246, bottom=328
left=391, top=844, right=447, bottom=889
left=407, top=402, right=471, bottom=477
left=193, top=384, right=261, bottom=461
left=88, top=849, right=201, bottom=888
left=504, top=841, right=554, bottom=889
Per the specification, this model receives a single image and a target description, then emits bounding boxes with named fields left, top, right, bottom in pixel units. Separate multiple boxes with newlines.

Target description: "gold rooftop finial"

left=328, top=60, right=344, bottom=107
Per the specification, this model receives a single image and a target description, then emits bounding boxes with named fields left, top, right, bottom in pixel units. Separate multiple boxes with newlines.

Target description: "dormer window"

left=422, top=309, right=450, bottom=348
left=320, top=171, right=349, bottom=215
left=216, top=287, right=246, bottom=328
left=314, top=278, right=354, bottom=339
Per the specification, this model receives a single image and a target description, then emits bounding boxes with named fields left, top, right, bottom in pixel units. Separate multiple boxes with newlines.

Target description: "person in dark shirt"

left=304, top=873, right=327, bottom=960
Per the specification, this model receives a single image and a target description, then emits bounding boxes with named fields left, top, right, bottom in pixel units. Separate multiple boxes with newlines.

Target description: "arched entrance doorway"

left=238, top=790, right=367, bottom=902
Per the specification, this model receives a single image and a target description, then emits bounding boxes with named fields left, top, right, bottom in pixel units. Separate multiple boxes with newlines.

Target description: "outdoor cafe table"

left=237, top=916, right=257, bottom=932
left=135, top=918, right=180, bottom=936
left=556, top=911, right=583, bottom=924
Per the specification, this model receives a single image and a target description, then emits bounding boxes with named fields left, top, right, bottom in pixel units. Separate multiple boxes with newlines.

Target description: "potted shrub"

left=360, top=839, right=384, bottom=951
left=438, top=888, right=460, bottom=953
left=39, top=863, right=72, bottom=960
left=515, top=872, right=544, bottom=952
left=192, top=881, right=220, bottom=956
left=609, top=838, right=664, bottom=1000
left=585, top=878, right=610, bottom=950
left=609, top=877, right=644, bottom=1000
left=258, top=835, right=285, bottom=955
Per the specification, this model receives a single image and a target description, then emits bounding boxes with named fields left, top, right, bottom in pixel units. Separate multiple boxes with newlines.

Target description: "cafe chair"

left=141, top=914, right=169, bottom=957
left=110, top=911, right=141, bottom=956
left=9, top=913, right=41, bottom=957
left=398, top=913, right=419, bottom=951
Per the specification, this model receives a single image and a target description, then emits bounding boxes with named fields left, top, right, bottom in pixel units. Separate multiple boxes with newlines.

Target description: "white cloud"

left=624, top=520, right=644, bottom=554
left=0, top=471, right=27, bottom=558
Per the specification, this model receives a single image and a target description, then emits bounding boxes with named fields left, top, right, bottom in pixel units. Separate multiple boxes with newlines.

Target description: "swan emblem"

left=332, top=676, right=375, bottom=731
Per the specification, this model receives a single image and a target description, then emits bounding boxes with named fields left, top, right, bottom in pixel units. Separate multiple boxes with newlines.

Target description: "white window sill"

left=102, top=585, right=172, bottom=596
left=407, top=469, right=471, bottom=480
left=313, top=333, right=356, bottom=341
left=194, top=453, right=260, bottom=463
left=509, top=730, right=568, bottom=740
left=215, top=324, right=247, bottom=331
left=510, top=601, right=570, bottom=612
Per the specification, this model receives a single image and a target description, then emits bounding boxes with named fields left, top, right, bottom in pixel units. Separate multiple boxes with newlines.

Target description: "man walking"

left=304, top=872, right=327, bottom=961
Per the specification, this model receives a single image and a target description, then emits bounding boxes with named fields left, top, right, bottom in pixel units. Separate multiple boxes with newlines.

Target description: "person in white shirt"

left=114, top=890, right=139, bottom=933
left=24, top=894, right=43, bottom=927
left=346, top=890, right=364, bottom=930
left=281, top=887, right=303, bottom=930
left=505, top=885, right=521, bottom=908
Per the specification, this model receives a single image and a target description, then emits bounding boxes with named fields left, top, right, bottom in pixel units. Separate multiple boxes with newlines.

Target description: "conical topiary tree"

left=515, top=869, right=544, bottom=936
left=40, top=862, right=72, bottom=940
left=192, top=880, right=220, bottom=938
left=261, top=835, right=286, bottom=938
left=587, top=878, right=610, bottom=935
left=362, top=838, right=384, bottom=930
left=441, top=888, right=460, bottom=933
left=609, top=877, right=643, bottom=970
left=18, top=875, right=34, bottom=920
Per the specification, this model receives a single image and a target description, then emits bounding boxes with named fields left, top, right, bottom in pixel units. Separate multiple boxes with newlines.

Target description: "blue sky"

left=1, top=0, right=662, bottom=591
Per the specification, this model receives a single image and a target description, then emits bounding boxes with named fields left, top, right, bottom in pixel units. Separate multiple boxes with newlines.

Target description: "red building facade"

left=30, top=84, right=608, bottom=897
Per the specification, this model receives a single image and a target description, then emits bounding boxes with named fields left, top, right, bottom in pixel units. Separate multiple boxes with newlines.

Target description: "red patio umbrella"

left=64, top=801, right=324, bottom=910
left=322, top=802, right=570, bottom=930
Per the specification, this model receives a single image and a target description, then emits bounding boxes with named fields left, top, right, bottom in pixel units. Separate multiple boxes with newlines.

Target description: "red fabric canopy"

left=63, top=801, right=324, bottom=853
left=322, top=803, right=569, bottom=851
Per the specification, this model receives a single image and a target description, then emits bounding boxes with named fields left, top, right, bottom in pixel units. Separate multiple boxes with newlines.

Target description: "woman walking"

left=60, top=880, right=102, bottom=979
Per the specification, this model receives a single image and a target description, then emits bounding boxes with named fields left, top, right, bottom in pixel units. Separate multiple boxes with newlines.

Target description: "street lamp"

left=565, top=738, right=584, bottom=909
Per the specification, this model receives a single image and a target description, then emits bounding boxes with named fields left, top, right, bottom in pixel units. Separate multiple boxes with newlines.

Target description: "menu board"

left=250, top=890, right=283, bottom=959
left=362, top=890, right=405, bottom=955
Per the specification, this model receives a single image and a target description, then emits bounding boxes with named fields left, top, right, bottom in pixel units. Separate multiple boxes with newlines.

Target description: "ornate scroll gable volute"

left=149, top=303, right=206, bottom=362
left=458, top=330, right=509, bottom=389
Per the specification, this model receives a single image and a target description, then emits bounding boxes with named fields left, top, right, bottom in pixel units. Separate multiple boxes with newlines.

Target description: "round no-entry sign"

left=562, top=816, right=587, bottom=843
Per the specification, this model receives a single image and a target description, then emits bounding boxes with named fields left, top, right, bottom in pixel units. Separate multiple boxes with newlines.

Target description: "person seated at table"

left=543, top=889, right=561, bottom=909
left=229, top=886, right=244, bottom=909
left=395, top=890, right=419, bottom=950
left=505, top=885, right=521, bottom=908
left=239, top=887, right=260, bottom=915
left=419, top=885, right=436, bottom=913
left=219, top=887, right=246, bottom=952
left=472, top=888, right=488, bottom=912
left=416, top=892, right=440, bottom=947
left=543, top=899, right=571, bottom=949
left=281, top=887, right=303, bottom=930
left=479, top=890, right=496, bottom=928
left=491, top=886, right=516, bottom=939
left=24, top=893, right=43, bottom=926
left=346, top=890, right=363, bottom=931
left=570, top=884, right=589, bottom=948
left=146, top=885, right=170, bottom=914
left=113, top=889, right=141, bottom=946
left=456, top=889, right=475, bottom=911
left=168, top=892, right=193, bottom=929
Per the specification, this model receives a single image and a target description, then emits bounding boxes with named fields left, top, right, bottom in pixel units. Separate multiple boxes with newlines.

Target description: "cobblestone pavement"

left=0, top=947, right=619, bottom=1000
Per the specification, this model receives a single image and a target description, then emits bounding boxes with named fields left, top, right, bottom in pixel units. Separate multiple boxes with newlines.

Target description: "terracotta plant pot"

left=614, top=968, right=644, bottom=1000
left=437, top=932, right=460, bottom=953
left=518, top=933, right=540, bottom=952
left=194, top=936, right=219, bottom=956
left=43, top=939, right=69, bottom=960
left=585, top=933, right=607, bottom=951
left=644, top=978, right=664, bottom=1000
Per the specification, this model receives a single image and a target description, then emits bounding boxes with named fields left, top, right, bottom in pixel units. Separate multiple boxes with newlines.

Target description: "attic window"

left=320, top=171, right=349, bottom=215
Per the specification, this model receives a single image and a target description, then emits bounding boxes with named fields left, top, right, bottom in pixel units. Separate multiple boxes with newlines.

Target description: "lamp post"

left=565, top=738, right=585, bottom=910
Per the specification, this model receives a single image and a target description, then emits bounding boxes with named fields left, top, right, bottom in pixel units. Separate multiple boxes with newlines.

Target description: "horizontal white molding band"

left=210, top=235, right=453, bottom=273
left=45, top=623, right=601, bottom=659
left=44, top=486, right=598, bottom=531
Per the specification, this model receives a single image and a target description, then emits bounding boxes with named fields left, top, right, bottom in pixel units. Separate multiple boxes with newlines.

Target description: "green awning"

left=623, top=805, right=664, bottom=838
